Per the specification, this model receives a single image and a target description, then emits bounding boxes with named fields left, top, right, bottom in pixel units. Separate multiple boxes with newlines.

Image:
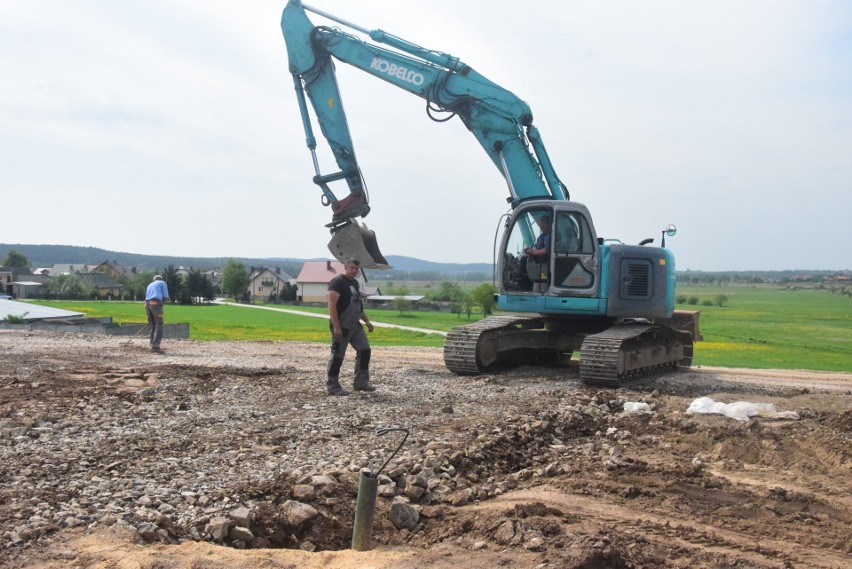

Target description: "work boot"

left=151, top=346, right=165, bottom=353
left=327, top=386, right=350, bottom=396
left=353, top=382, right=376, bottom=392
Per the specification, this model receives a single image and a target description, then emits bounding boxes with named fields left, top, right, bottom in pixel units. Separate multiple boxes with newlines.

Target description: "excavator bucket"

left=328, top=221, right=391, bottom=270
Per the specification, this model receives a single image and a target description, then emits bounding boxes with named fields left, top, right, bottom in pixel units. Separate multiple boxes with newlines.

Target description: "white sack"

left=686, top=396, right=799, bottom=421
left=623, top=402, right=652, bottom=413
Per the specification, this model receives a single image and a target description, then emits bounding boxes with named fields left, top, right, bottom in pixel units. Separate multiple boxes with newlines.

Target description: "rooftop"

left=0, top=299, right=84, bottom=321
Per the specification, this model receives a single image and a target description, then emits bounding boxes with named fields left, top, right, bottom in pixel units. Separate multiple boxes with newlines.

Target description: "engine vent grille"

left=622, top=260, right=651, bottom=299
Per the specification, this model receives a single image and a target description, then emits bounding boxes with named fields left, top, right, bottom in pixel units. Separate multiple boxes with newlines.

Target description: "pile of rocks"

left=143, top=397, right=651, bottom=550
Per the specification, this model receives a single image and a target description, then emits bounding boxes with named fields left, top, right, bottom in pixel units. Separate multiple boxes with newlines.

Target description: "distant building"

left=362, top=284, right=382, bottom=298
left=80, top=272, right=123, bottom=299
left=50, top=264, right=92, bottom=275
left=248, top=267, right=296, bottom=301
left=10, top=281, right=43, bottom=299
left=0, top=266, right=33, bottom=298
left=92, top=260, right=137, bottom=280
left=203, top=268, right=223, bottom=288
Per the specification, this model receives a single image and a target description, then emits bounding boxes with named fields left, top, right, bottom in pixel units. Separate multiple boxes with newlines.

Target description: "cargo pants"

left=326, top=309, right=371, bottom=392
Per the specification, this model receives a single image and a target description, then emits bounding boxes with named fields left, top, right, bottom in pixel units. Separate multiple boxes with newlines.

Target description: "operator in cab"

left=518, top=214, right=551, bottom=291
left=524, top=215, right=551, bottom=257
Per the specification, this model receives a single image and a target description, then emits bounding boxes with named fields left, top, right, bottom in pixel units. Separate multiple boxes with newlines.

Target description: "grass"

left=676, top=285, right=851, bottom=372
left=268, top=304, right=483, bottom=331
left=29, top=285, right=852, bottom=372
left=28, top=301, right=453, bottom=347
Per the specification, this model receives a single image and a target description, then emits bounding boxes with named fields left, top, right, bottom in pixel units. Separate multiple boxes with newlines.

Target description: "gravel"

left=1, top=331, right=601, bottom=550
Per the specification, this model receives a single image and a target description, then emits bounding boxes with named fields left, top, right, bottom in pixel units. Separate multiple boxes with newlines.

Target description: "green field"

left=27, top=301, right=451, bottom=347
left=29, top=285, right=852, bottom=372
left=675, top=285, right=851, bottom=372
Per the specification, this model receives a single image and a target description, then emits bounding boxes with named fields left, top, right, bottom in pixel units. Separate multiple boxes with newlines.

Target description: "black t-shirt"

left=328, top=275, right=360, bottom=314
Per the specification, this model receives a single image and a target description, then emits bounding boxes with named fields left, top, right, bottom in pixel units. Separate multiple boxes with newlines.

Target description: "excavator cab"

left=501, top=203, right=599, bottom=295
left=501, top=207, right=551, bottom=292
left=327, top=220, right=391, bottom=270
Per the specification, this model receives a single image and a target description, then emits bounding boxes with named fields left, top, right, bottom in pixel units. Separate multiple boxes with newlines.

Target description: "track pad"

left=328, top=221, right=391, bottom=270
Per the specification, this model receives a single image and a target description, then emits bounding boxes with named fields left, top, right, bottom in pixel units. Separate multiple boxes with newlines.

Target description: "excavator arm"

left=281, top=0, right=569, bottom=267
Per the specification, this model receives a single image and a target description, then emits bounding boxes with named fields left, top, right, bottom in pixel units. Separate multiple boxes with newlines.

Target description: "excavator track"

left=579, top=324, right=693, bottom=388
left=444, top=317, right=693, bottom=388
left=443, top=315, right=545, bottom=375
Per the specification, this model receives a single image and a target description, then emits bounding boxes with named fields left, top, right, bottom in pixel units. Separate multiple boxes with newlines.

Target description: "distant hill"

left=0, top=244, right=493, bottom=279
left=381, top=255, right=492, bottom=277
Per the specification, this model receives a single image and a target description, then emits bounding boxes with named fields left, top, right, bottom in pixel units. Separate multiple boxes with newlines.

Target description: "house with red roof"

left=295, top=260, right=380, bottom=303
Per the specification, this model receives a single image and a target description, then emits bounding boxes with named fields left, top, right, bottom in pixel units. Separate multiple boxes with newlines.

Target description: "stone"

left=409, top=473, right=428, bottom=488
left=524, top=536, right=545, bottom=551
left=404, top=484, right=426, bottom=501
left=137, top=523, right=160, bottom=542
left=280, top=500, right=319, bottom=527
left=494, top=520, right=515, bottom=544
left=447, top=488, right=473, bottom=506
left=310, top=474, right=336, bottom=486
left=389, top=500, right=419, bottom=530
left=229, top=525, right=254, bottom=542
left=229, top=505, right=251, bottom=527
left=206, top=516, right=232, bottom=541
left=291, top=484, right=316, bottom=502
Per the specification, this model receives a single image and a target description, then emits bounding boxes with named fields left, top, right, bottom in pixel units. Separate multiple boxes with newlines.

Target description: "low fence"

left=0, top=318, right=189, bottom=339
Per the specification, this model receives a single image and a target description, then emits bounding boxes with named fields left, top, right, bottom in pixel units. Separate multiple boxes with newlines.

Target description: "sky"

left=2, top=0, right=851, bottom=271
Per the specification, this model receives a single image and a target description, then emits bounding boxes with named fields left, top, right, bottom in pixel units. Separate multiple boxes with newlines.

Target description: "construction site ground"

left=1, top=331, right=850, bottom=568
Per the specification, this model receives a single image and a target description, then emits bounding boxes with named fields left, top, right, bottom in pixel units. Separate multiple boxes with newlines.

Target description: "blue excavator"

left=281, top=1, right=700, bottom=387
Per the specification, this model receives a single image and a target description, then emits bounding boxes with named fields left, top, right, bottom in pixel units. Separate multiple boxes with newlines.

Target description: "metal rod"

left=124, top=323, right=150, bottom=344
left=374, top=427, right=408, bottom=477
left=498, top=149, right=519, bottom=202
left=303, top=3, right=370, bottom=35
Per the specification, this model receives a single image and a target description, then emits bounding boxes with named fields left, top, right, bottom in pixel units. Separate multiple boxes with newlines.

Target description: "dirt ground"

left=1, top=331, right=850, bottom=568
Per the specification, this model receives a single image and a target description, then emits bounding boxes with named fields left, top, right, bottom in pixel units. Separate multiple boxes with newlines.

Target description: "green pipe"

left=351, top=472, right=379, bottom=550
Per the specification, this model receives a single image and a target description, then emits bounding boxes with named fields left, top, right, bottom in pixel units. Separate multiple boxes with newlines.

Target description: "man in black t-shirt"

left=326, top=259, right=375, bottom=396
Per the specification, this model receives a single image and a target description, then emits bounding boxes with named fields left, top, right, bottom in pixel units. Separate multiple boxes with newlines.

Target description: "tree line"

left=2, top=250, right=300, bottom=305
left=382, top=281, right=498, bottom=317
left=39, top=266, right=219, bottom=304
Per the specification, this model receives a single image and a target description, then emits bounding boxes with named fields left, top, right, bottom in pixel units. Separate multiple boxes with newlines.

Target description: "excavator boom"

left=282, top=0, right=569, bottom=268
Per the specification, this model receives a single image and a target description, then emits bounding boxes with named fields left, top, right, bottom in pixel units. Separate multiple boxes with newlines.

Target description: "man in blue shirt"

left=145, top=275, right=170, bottom=353
left=524, top=215, right=551, bottom=257
left=519, top=214, right=551, bottom=291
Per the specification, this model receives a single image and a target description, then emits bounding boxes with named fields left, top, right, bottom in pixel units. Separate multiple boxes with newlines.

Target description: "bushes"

left=677, top=293, right=730, bottom=307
